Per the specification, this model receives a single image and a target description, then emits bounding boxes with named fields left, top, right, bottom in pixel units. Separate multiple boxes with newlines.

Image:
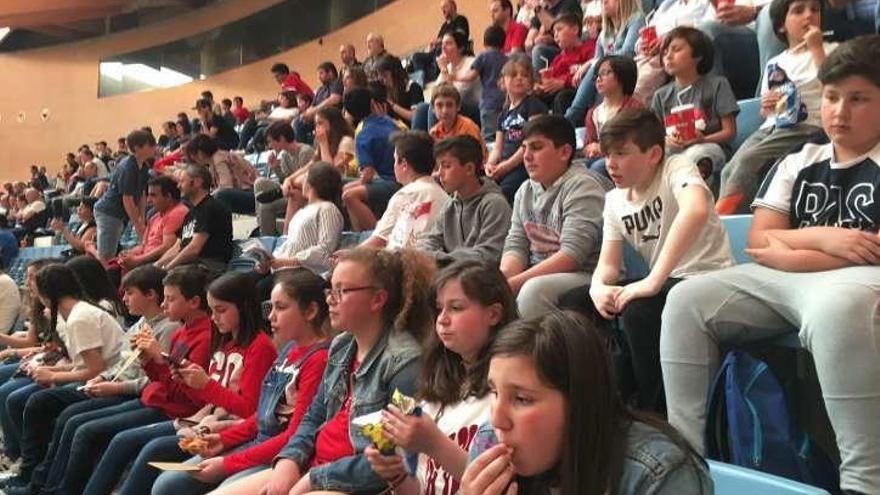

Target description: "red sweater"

left=280, top=73, right=314, bottom=99
left=503, top=21, right=529, bottom=54
left=220, top=344, right=329, bottom=475
left=544, top=41, right=596, bottom=88
left=141, top=316, right=212, bottom=418
left=186, top=331, right=277, bottom=418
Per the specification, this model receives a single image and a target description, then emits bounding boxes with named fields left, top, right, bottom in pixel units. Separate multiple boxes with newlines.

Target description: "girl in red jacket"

left=82, top=272, right=277, bottom=495
left=152, top=268, right=332, bottom=494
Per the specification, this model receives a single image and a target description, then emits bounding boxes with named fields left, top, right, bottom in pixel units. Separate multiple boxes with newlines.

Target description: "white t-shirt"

left=603, top=155, right=734, bottom=279
left=374, top=176, right=449, bottom=250
left=418, top=395, right=492, bottom=495
left=760, top=42, right=838, bottom=129
left=268, top=107, right=298, bottom=122
left=61, top=301, right=124, bottom=371
left=0, top=274, right=21, bottom=333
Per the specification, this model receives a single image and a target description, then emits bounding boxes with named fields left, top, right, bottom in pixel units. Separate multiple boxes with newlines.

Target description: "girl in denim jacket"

left=461, top=311, right=712, bottom=495
left=365, top=260, right=520, bottom=494
left=212, top=248, right=435, bottom=495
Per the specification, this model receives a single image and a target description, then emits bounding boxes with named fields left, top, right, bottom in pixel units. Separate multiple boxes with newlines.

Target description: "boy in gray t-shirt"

left=651, top=27, right=739, bottom=181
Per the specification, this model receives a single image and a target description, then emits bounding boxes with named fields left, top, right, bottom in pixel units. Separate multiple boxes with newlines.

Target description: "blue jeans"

left=83, top=419, right=176, bottom=495
left=31, top=394, right=131, bottom=493
left=0, top=361, right=20, bottom=384
left=0, top=378, right=38, bottom=459
left=49, top=400, right=166, bottom=495
left=94, top=209, right=126, bottom=259
left=152, top=453, right=266, bottom=495
left=118, top=433, right=187, bottom=495
left=564, top=62, right=599, bottom=126
left=213, top=188, right=255, bottom=215
left=496, top=164, right=529, bottom=204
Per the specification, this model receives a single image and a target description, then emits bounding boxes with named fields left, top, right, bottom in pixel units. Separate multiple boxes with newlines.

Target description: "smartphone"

left=161, top=351, right=184, bottom=368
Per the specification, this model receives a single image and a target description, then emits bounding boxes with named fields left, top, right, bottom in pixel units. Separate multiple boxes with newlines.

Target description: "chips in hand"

left=352, top=389, right=419, bottom=454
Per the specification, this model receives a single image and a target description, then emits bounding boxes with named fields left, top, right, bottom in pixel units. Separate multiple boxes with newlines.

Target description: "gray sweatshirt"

left=101, top=314, right=178, bottom=395
left=418, top=178, right=512, bottom=266
left=503, top=165, right=606, bottom=271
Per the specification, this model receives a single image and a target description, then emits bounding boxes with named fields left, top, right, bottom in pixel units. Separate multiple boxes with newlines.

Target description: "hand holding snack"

left=191, top=457, right=226, bottom=483
left=382, top=404, right=441, bottom=454
left=461, top=444, right=518, bottom=495
left=365, top=445, right=407, bottom=482
left=178, top=435, right=209, bottom=455
left=176, top=361, right=210, bottom=389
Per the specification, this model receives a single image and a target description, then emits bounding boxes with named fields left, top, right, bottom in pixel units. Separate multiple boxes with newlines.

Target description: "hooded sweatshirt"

left=418, top=178, right=512, bottom=265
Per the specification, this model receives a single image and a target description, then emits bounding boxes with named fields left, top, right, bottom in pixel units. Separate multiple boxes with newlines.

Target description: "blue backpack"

left=705, top=350, right=839, bottom=492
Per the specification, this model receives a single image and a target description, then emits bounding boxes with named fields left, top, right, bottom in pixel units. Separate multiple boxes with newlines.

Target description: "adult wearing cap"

left=194, top=98, right=239, bottom=151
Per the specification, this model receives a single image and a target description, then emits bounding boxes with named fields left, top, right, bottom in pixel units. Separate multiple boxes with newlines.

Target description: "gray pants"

left=517, top=271, right=592, bottom=319
left=719, top=124, right=821, bottom=213
left=253, top=177, right=286, bottom=236
left=660, top=263, right=880, bottom=494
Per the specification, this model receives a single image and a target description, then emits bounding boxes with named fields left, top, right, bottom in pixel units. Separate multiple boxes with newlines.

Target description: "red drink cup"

left=669, top=104, right=698, bottom=141
left=640, top=25, right=657, bottom=46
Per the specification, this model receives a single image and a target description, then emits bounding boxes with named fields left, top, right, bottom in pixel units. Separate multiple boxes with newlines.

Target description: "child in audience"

left=662, top=35, right=880, bottom=495
left=151, top=269, right=331, bottom=494
left=0, top=259, right=53, bottom=366
left=500, top=115, right=606, bottom=319
left=360, top=131, right=449, bottom=250
left=428, top=84, right=485, bottom=150
left=41, top=266, right=214, bottom=495
left=565, top=108, right=733, bottom=413
left=651, top=27, right=739, bottom=181
left=458, top=25, right=509, bottom=139
left=23, top=265, right=178, bottom=495
left=365, top=260, right=519, bottom=494
left=460, top=311, right=712, bottom=494
left=2, top=263, right=126, bottom=491
left=341, top=86, right=401, bottom=232
left=485, top=55, right=548, bottom=203
left=210, top=248, right=433, bottom=495
left=95, top=272, right=276, bottom=495
left=565, top=0, right=646, bottom=125
left=583, top=55, right=643, bottom=175
left=255, top=162, right=344, bottom=299
left=311, top=107, right=355, bottom=177
left=186, top=134, right=257, bottom=215
left=419, top=135, right=512, bottom=266
left=534, top=13, right=596, bottom=114
left=717, top=0, right=836, bottom=213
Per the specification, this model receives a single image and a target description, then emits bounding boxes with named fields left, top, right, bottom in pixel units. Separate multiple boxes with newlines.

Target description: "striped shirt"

left=273, top=201, right=344, bottom=274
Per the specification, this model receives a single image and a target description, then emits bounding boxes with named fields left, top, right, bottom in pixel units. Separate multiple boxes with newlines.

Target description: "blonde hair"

left=601, top=0, right=642, bottom=39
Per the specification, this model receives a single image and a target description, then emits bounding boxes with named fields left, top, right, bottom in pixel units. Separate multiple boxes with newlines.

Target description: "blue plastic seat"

left=709, top=460, right=830, bottom=495
left=732, top=98, right=763, bottom=154
left=719, top=214, right=753, bottom=265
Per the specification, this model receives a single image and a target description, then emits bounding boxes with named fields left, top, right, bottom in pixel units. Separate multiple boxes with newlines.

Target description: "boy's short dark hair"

left=185, top=134, right=219, bottom=160
left=431, top=83, right=462, bottom=106
left=127, top=129, right=156, bottom=150
left=596, top=55, right=638, bottom=96
left=194, top=98, right=212, bottom=110
left=270, top=62, right=290, bottom=75
left=770, top=0, right=824, bottom=44
left=294, top=92, right=313, bottom=106
left=391, top=131, right=435, bottom=175
left=523, top=115, right=577, bottom=164
left=343, top=87, right=372, bottom=123
left=551, top=12, right=582, bottom=36
left=266, top=121, right=297, bottom=143
left=818, top=34, right=880, bottom=87
left=221, top=98, right=232, bottom=107
left=122, top=265, right=167, bottom=303
left=200, top=90, right=214, bottom=100
left=233, top=96, right=243, bottom=104
left=148, top=175, right=181, bottom=202
left=484, top=25, right=506, bottom=49
left=434, top=135, right=484, bottom=176
left=662, top=26, right=715, bottom=75
left=317, top=61, right=338, bottom=78
left=599, top=108, right=666, bottom=159
left=163, top=265, right=212, bottom=310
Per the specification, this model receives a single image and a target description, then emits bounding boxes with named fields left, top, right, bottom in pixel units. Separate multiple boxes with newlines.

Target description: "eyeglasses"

left=324, top=286, right=376, bottom=302
left=596, top=70, right=615, bottom=79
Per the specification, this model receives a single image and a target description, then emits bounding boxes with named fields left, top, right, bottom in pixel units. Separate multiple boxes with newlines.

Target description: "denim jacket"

left=469, top=421, right=713, bottom=494
left=276, top=329, right=421, bottom=493
left=254, top=341, right=329, bottom=443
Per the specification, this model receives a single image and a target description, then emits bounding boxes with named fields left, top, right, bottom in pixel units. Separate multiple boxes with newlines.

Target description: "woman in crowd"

left=50, top=197, right=97, bottom=257
left=460, top=311, right=713, bottom=494
left=366, top=260, right=519, bottom=494
left=376, top=54, right=425, bottom=124
left=185, top=134, right=257, bottom=215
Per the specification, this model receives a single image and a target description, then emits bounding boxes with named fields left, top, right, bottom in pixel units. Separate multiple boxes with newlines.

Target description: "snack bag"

left=766, top=63, right=807, bottom=128
left=352, top=389, right=421, bottom=454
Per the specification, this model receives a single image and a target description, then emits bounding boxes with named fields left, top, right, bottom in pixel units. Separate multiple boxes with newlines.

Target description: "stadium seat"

left=732, top=98, right=762, bottom=154
left=708, top=460, right=830, bottom=495
left=720, top=214, right=753, bottom=265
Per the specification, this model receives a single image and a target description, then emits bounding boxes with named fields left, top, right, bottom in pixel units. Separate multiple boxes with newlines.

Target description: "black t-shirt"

left=178, top=194, right=233, bottom=263
left=530, top=0, right=583, bottom=31
left=498, top=95, right=548, bottom=159
left=203, top=113, right=240, bottom=150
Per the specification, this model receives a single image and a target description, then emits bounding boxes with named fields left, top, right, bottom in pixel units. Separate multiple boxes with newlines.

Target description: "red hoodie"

left=185, top=331, right=277, bottom=418
left=219, top=344, right=328, bottom=475
left=141, top=315, right=212, bottom=418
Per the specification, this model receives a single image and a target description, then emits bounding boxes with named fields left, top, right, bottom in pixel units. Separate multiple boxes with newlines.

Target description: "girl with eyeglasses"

left=152, top=268, right=332, bottom=494
left=211, top=248, right=435, bottom=495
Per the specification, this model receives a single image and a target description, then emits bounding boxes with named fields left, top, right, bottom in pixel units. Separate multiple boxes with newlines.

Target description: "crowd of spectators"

left=0, top=0, right=877, bottom=494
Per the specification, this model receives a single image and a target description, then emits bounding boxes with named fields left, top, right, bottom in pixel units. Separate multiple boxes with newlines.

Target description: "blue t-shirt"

left=498, top=95, right=548, bottom=159
left=0, top=230, right=18, bottom=270
left=94, top=155, right=151, bottom=220
left=355, top=114, right=398, bottom=181
left=471, top=49, right=508, bottom=112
